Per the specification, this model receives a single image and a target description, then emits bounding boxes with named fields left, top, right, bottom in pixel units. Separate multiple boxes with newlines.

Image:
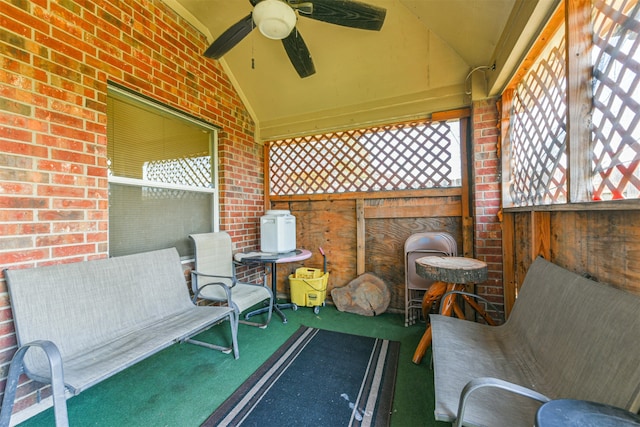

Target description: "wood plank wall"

left=503, top=208, right=640, bottom=315
left=269, top=188, right=464, bottom=312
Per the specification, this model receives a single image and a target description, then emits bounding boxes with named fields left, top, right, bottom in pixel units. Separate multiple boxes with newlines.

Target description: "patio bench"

left=431, top=256, right=640, bottom=427
left=0, top=247, right=239, bottom=427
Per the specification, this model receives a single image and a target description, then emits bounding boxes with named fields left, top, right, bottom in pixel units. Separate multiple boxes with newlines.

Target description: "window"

left=107, top=85, right=219, bottom=257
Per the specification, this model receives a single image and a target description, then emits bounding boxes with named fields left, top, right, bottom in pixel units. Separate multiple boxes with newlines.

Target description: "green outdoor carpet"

left=16, top=306, right=450, bottom=426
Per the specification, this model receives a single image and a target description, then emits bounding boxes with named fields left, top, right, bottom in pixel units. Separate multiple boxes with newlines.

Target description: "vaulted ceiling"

left=165, top=0, right=559, bottom=140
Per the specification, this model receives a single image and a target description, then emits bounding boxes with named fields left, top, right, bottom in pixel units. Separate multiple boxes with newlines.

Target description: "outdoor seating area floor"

left=16, top=304, right=449, bottom=426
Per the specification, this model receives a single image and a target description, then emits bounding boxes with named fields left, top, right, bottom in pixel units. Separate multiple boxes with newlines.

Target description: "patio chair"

left=189, top=232, right=273, bottom=328
left=404, top=232, right=457, bottom=326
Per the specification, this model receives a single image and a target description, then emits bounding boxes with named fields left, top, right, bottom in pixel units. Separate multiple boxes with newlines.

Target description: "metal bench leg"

left=0, top=341, right=68, bottom=427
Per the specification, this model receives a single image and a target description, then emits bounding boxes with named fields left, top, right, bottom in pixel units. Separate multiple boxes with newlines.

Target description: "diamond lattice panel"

left=269, top=121, right=459, bottom=195
left=592, top=0, right=640, bottom=200
left=509, top=37, right=568, bottom=206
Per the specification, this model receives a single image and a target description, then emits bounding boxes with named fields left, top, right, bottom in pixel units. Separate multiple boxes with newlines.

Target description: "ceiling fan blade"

left=282, top=30, right=316, bottom=78
left=299, top=0, right=386, bottom=31
left=204, top=14, right=254, bottom=59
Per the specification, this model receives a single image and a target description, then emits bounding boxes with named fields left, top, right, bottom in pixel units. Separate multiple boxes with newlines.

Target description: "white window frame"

left=107, top=84, right=220, bottom=257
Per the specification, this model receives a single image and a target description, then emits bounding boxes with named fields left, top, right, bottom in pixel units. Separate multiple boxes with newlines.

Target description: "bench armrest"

left=192, top=270, right=234, bottom=283
left=190, top=270, right=234, bottom=303
left=454, top=377, right=551, bottom=427
left=192, top=268, right=268, bottom=291
left=0, top=340, right=69, bottom=427
left=233, top=261, right=270, bottom=287
left=440, top=290, right=501, bottom=315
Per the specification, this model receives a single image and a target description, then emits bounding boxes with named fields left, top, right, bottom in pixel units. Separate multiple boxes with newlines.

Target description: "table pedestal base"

left=412, top=281, right=459, bottom=364
left=246, top=301, right=296, bottom=324
left=243, top=260, right=302, bottom=324
left=412, top=282, right=496, bottom=364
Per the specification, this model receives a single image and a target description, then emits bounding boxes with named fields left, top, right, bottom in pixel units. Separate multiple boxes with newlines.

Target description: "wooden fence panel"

left=270, top=193, right=463, bottom=312
left=271, top=199, right=358, bottom=299
left=365, top=217, right=462, bottom=310
left=552, top=210, right=640, bottom=295
left=505, top=209, right=640, bottom=309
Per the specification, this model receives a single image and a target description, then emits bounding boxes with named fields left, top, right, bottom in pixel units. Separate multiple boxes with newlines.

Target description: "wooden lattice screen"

left=268, top=121, right=461, bottom=195
left=592, top=0, right=640, bottom=200
left=509, top=30, right=568, bottom=206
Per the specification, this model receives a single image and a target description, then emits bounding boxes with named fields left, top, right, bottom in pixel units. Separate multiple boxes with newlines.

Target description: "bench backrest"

left=5, top=248, right=193, bottom=368
left=508, top=257, right=640, bottom=412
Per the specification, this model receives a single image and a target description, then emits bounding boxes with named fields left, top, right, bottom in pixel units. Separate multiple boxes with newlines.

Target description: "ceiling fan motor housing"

left=204, top=0, right=386, bottom=78
left=253, top=0, right=297, bottom=40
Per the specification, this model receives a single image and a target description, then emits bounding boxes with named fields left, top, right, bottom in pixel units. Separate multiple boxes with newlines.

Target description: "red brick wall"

left=471, top=99, right=504, bottom=317
left=0, top=0, right=261, bottom=415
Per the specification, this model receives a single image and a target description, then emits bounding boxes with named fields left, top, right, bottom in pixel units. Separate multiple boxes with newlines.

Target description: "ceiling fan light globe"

left=253, top=0, right=296, bottom=40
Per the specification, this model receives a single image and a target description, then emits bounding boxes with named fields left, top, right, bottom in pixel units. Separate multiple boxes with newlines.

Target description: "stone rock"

left=331, top=272, right=390, bottom=316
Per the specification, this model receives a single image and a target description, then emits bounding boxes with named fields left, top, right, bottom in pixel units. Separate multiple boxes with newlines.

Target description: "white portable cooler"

left=260, top=210, right=296, bottom=253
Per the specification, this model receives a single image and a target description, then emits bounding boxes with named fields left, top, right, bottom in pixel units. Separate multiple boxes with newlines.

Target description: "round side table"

left=411, top=256, right=493, bottom=364
left=536, top=399, right=640, bottom=426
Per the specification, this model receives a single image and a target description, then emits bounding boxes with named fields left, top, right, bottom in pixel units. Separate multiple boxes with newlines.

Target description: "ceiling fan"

left=203, top=0, right=387, bottom=78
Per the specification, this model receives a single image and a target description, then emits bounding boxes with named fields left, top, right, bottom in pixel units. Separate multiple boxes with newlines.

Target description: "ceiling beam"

left=487, top=0, right=562, bottom=97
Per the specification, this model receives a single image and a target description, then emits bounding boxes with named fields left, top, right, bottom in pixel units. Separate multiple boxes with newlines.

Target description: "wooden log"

left=460, top=294, right=498, bottom=326
left=413, top=282, right=466, bottom=365
left=415, top=256, right=487, bottom=284
left=412, top=326, right=432, bottom=365
left=421, top=281, right=448, bottom=320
